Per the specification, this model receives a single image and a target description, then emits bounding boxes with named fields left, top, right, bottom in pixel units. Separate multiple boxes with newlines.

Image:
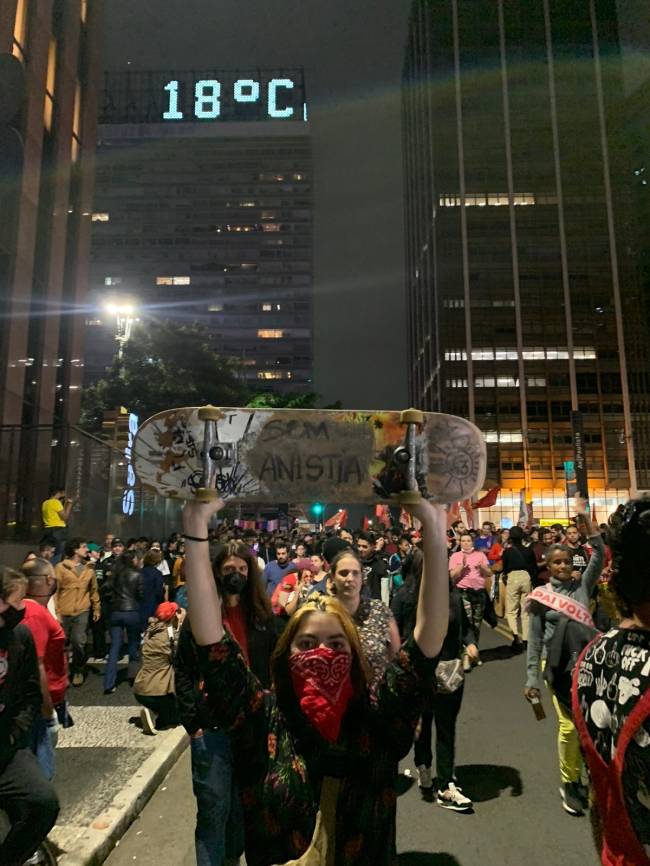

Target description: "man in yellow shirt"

left=41, top=486, right=74, bottom=562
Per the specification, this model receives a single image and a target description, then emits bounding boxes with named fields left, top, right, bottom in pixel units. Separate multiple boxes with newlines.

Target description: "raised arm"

left=575, top=494, right=604, bottom=596
left=182, top=498, right=225, bottom=646
left=408, top=500, right=449, bottom=658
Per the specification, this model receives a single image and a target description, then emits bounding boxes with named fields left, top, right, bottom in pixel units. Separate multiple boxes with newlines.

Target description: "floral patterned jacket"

left=198, top=632, right=436, bottom=866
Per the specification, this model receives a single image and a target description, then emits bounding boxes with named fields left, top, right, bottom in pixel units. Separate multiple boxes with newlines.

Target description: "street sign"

left=570, top=410, right=589, bottom=499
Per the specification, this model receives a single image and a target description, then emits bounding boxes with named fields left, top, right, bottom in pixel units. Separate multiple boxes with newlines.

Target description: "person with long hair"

left=573, top=498, right=650, bottom=864
left=525, top=494, right=604, bottom=817
left=324, top=548, right=401, bottom=691
left=182, top=496, right=448, bottom=866
left=103, top=550, right=144, bottom=695
left=392, top=549, right=476, bottom=810
left=175, top=539, right=277, bottom=866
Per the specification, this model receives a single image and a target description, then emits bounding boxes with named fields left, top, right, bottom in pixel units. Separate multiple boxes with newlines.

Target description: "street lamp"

left=104, top=299, right=137, bottom=361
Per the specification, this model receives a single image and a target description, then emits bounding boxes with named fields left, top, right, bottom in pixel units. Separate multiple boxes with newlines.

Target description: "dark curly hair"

left=607, top=497, right=650, bottom=617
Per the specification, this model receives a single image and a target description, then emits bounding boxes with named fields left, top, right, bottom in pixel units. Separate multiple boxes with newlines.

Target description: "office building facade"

left=87, top=69, right=313, bottom=394
left=403, top=0, right=650, bottom=524
left=0, top=0, right=101, bottom=536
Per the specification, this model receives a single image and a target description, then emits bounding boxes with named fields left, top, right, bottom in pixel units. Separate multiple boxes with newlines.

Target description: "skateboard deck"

left=133, top=407, right=486, bottom=505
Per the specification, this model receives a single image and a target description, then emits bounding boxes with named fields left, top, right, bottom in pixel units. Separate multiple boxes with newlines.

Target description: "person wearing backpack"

left=524, top=494, right=604, bottom=817
left=573, top=498, right=650, bottom=865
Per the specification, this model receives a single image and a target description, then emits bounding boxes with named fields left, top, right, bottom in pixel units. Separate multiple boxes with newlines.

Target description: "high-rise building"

left=403, top=0, right=650, bottom=524
left=87, top=69, right=313, bottom=394
left=0, top=0, right=101, bottom=536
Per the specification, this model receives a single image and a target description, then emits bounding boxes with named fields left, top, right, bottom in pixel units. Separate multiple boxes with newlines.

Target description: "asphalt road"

left=105, top=626, right=598, bottom=866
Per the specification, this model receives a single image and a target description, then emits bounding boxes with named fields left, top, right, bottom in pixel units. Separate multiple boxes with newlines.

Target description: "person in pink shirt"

left=449, top=534, right=492, bottom=667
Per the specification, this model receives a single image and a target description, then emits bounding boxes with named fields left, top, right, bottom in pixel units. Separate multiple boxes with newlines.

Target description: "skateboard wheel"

left=195, top=488, right=219, bottom=501
left=393, top=446, right=411, bottom=465
left=198, top=406, right=221, bottom=421
left=209, top=445, right=226, bottom=462
left=392, top=490, right=423, bottom=505
left=401, top=408, right=424, bottom=424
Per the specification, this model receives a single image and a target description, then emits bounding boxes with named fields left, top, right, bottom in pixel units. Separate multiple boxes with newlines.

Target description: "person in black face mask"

left=174, top=541, right=278, bottom=866
left=0, top=566, right=59, bottom=865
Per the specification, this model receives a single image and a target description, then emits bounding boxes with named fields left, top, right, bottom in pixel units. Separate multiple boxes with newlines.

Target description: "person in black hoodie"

left=175, top=540, right=278, bottom=866
left=502, top=526, right=537, bottom=653
left=392, top=549, right=476, bottom=812
left=357, top=531, right=389, bottom=604
left=0, top=566, right=59, bottom=865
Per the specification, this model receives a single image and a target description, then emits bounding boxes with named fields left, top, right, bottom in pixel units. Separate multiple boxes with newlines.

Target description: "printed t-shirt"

left=22, top=598, right=68, bottom=703
left=449, top=549, right=489, bottom=591
left=42, top=497, right=65, bottom=528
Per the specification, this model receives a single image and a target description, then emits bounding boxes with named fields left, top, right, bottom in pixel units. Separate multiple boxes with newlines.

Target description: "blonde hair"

left=270, top=594, right=369, bottom=707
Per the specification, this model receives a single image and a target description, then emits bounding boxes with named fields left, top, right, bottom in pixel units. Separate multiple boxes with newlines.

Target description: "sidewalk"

left=48, top=659, right=188, bottom=866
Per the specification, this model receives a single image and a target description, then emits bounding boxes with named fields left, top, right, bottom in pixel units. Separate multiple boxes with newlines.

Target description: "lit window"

left=80, top=0, right=88, bottom=22
left=485, top=431, right=523, bottom=444
left=527, top=377, right=546, bottom=387
left=262, top=223, right=281, bottom=232
left=12, top=0, right=28, bottom=61
left=239, top=201, right=256, bottom=208
left=156, top=276, right=190, bottom=285
left=258, top=371, right=283, bottom=380
left=92, top=212, right=110, bottom=222
left=104, top=277, right=122, bottom=286
left=208, top=305, right=223, bottom=312
left=258, top=330, right=284, bottom=339
left=262, top=304, right=272, bottom=311
left=71, top=81, right=81, bottom=162
left=44, top=38, right=57, bottom=131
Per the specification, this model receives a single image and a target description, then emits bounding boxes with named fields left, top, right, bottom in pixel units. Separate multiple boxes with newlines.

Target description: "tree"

left=246, top=391, right=320, bottom=409
left=80, top=321, right=247, bottom=430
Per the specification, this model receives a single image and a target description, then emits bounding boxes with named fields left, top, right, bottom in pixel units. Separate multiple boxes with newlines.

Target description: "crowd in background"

left=1, top=493, right=645, bottom=866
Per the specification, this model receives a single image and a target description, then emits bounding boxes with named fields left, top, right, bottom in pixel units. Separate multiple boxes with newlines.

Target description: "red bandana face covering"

left=288, top=646, right=354, bottom=743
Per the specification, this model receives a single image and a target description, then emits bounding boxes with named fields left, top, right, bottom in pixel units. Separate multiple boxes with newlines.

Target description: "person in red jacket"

left=22, top=558, right=69, bottom=780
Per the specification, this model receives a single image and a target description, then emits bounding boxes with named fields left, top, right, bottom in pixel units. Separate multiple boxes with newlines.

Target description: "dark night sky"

left=101, top=0, right=412, bottom=409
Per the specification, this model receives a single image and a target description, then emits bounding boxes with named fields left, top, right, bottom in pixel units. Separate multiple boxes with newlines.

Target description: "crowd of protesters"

left=1, top=490, right=648, bottom=865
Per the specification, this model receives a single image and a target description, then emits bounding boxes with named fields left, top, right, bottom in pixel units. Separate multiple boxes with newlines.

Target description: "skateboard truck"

left=195, top=406, right=221, bottom=500
left=393, top=408, right=424, bottom=505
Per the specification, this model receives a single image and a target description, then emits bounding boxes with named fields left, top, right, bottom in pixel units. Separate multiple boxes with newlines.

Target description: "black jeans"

left=0, top=748, right=59, bottom=864
left=414, top=684, right=465, bottom=787
left=135, top=693, right=180, bottom=729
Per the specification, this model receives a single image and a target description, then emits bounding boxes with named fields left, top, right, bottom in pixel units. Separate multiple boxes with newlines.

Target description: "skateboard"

left=133, top=407, right=486, bottom=505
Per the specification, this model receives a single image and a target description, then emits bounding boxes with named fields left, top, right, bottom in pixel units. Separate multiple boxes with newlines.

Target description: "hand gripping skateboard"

left=133, top=407, right=486, bottom=506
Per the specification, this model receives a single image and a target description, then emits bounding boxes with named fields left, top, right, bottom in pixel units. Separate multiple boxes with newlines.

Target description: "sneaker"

left=23, top=848, right=47, bottom=864
left=559, top=782, right=585, bottom=816
left=437, top=782, right=473, bottom=811
left=140, top=707, right=157, bottom=736
left=416, top=765, right=433, bottom=790
left=71, top=672, right=84, bottom=687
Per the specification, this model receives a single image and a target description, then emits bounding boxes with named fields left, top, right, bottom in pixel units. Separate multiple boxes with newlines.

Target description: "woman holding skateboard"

left=182, top=495, right=449, bottom=866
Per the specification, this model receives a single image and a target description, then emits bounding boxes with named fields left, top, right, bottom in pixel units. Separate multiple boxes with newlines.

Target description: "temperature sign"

left=162, top=77, right=303, bottom=121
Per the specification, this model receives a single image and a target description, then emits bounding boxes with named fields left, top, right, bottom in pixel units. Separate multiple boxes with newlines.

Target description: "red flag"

left=446, top=501, right=461, bottom=529
left=375, top=504, right=390, bottom=528
left=324, top=508, right=348, bottom=528
left=461, top=499, right=475, bottom=529
left=362, top=515, right=370, bottom=531
left=399, top=508, right=412, bottom=528
left=473, top=486, right=500, bottom=509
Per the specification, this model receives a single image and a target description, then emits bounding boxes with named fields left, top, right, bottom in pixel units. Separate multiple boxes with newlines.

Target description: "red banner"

left=461, top=499, right=475, bottom=529
left=375, top=504, right=391, bottom=528
left=473, top=486, right=500, bottom=509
